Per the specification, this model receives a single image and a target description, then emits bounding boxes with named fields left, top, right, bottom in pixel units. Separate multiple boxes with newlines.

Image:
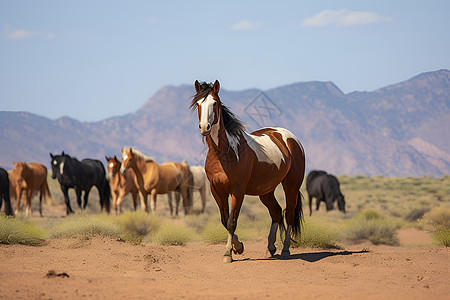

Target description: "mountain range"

left=1, top=69, right=449, bottom=176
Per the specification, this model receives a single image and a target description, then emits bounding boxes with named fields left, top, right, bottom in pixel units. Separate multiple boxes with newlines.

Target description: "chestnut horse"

left=120, top=148, right=192, bottom=215
left=105, top=155, right=140, bottom=214
left=12, top=161, right=51, bottom=216
left=190, top=80, right=306, bottom=263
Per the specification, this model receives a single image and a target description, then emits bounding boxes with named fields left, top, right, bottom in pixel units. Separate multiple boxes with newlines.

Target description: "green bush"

left=291, top=218, right=342, bottom=249
left=419, top=207, right=450, bottom=247
left=0, top=215, right=45, bottom=246
left=343, top=211, right=399, bottom=245
left=201, top=222, right=227, bottom=244
left=152, top=222, right=197, bottom=246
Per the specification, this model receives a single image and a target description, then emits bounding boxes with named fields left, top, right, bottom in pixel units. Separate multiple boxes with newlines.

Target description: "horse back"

left=158, top=162, right=184, bottom=192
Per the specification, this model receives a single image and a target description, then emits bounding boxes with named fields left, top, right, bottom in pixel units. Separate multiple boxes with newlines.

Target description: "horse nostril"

left=206, top=123, right=211, bottom=131
left=198, top=123, right=201, bottom=130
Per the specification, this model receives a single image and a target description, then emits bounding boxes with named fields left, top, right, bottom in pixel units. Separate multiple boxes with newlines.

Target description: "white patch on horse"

left=123, top=154, right=128, bottom=161
left=226, top=130, right=240, bottom=160
left=243, top=132, right=285, bottom=168
left=109, top=162, right=114, bottom=168
left=53, top=160, right=57, bottom=165
left=274, top=127, right=304, bottom=155
left=59, top=161, right=64, bottom=175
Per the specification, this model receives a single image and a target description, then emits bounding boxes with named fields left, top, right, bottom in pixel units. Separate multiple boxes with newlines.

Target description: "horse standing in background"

left=106, top=155, right=140, bottom=214
left=190, top=80, right=306, bottom=263
left=50, top=152, right=111, bottom=215
left=12, top=161, right=51, bottom=216
left=306, top=170, right=346, bottom=216
left=0, top=168, right=14, bottom=216
left=189, top=165, right=209, bottom=213
left=167, top=160, right=193, bottom=216
left=120, top=148, right=192, bottom=215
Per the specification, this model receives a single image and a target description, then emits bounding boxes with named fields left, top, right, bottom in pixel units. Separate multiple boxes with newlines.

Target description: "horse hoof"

left=266, top=249, right=276, bottom=258
left=281, top=250, right=290, bottom=258
left=232, top=241, right=244, bottom=255
left=223, top=255, right=232, bottom=263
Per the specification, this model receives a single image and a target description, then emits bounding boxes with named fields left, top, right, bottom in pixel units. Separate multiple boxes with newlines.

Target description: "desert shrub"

left=152, top=222, right=197, bottom=246
left=404, top=207, right=430, bottom=222
left=115, top=211, right=161, bottom=237
left=433, top=229, right=450, bottom=247
left=291, top=218, right=342, bottom=249
left=183, top=213, right=209, bottom=232
left=201, top=222, right=227, bottom=244
left=419, top=207, right=450, bottom=247
left=343, top=211, right=399, bottom=245
left=47, top=214, right=139, bottom=243
left=0, top=215, right=45, bottom=246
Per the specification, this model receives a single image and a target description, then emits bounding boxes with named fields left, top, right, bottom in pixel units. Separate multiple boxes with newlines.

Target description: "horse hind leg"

left=259, top=191, right=283, bottom=258
left=167, top=192, right=173, bottom=215
left=281, top=182, right=303, bottom=258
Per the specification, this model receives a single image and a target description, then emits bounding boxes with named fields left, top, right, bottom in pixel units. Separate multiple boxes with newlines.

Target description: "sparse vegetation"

left=419, top=206, right=450, bottom=246
left=115, top=210, right=162, bottom=237
left=292, top=217, right=342, bottom=249
left=152, top=222, right=197, bottom=246
left=342, top=210, right=399, bottom=245
left=0, top=214, right=45, bottom=246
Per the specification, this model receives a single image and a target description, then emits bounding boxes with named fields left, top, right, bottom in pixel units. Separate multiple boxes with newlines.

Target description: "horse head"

left=337, top=194, right=346, bottom=213
left=12, top=161, right=26, bottom=177
left=50, top=152, right=66, bottom=179
left=106, top=155, right=121, bottom=178
left=120, top=148, right=135, bottom=174
left=191, top=80, right=221, bottom=137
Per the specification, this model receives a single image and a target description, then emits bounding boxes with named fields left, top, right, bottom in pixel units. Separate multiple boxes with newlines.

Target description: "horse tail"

left=103, top=179, right=111, bottom=213
left=292, top=191, right=304, bottom=238
left=44, top=181, right=52, bottom=204
left=181, top=160, right=193, bottom=209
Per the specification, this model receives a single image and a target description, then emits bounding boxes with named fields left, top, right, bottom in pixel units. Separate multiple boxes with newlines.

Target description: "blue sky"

left=1, top=0, right=449, bottom=121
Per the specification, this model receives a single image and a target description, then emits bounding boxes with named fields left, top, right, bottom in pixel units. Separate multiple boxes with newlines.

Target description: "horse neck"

left=206, top=110, right=238, bottom=162
left=131, top=158, right=158, bottom=188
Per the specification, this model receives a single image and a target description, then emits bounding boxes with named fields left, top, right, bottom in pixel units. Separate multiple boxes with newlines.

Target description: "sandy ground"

left=0, top=225, right=448, bottom=300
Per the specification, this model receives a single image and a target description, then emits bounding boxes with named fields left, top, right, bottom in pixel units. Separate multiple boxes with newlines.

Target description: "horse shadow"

left=236, top=249, right=369, bottom=263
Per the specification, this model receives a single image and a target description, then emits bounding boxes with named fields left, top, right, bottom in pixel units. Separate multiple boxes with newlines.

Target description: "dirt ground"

left=0, top=224, right=448, bottom=300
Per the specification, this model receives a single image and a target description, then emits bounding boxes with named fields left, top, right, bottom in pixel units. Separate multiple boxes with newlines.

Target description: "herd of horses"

left=0, top=80, right=347, bottom=262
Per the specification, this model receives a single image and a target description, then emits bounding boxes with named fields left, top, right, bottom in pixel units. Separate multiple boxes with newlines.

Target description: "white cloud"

left=302, top=9, right=392, bottom=27
left=3, top=25, right=55, bottom=40
left=231, top=20, right=262, bottom=31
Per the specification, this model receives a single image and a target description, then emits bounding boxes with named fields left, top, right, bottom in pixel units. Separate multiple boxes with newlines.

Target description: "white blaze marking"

left=123, top=154, right=128, bottom=161
left=198, top=95, right=217, bottom=142
left=59, top=161, right=64, bottom=175
left=53, top=160, right=57, bottom=165
left=109, top=162, right=114, bottom=168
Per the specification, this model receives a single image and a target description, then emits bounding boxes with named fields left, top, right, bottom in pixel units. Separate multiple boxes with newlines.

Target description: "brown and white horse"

left=120, top=148, right=192, bottom=215
left=190, top=80, right=306, bottom=263
left=11, top=161, right=51, bottom=216
left=106, top=155, right=140, bottom=215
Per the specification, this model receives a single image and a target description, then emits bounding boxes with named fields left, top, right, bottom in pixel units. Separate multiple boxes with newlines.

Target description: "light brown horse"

left=106, top=155, right=140, bottom=215
left=120, top=148, right=192, bottom=215
left=11, top=161, right=51, bottom=216
left=190, top=80, right=306, bottom=263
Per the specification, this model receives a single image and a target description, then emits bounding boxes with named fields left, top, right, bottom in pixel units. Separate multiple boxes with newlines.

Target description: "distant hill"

left=1, top=69, right=449, bottom=176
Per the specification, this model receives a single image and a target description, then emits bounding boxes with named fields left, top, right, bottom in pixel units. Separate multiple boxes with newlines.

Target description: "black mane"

left=190, top=81, right=245, bottom=138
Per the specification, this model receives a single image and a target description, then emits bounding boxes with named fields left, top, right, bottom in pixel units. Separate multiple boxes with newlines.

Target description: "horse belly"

left=245, top=165, right=288, bottom=195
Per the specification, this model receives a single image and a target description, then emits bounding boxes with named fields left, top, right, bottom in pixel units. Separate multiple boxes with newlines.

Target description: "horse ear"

left=114, top=155, right=117, bottom=160
left=50, top=153, right=53, bottom=158
left=130, top=148, right=133, bottom=154
left=105, top=156, right=110, bottom=161
left=213, top=80, right=220, bottom=94
left=62, top=151, right=65, bottom=156
left=13, top=160, right=16, bottom=165
left=194, top=80, right=201, bottom=92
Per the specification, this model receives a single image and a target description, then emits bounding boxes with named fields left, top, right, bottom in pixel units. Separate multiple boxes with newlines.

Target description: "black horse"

left=306, top=170, right=346, bottom=216
left=50, top=152, right=111, bottom=215
left=0, top=168, right=14, bottom=216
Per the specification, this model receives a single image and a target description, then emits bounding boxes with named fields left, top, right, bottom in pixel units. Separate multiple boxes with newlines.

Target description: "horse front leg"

left=175, top=192, right=181, bottom=216
left=25, top=189, right=33, bottom=216
left=83, top=188, right=91, bottom=210
left=259, top=191, right=283, bottom=258
left=139, top=191, right=148, bottom=213
left=210, top=185, right=232, bottom=263
left=75, top=188, right=82, bottom=210
left=61, top=185, right=73, bottom=215
left=167, top=192, right=173, bottom=215
left=150, top=189, right=157, bottom=212
left=15, top=187, right=22, bottom=214
left=224, top=190, right=245, bottom=263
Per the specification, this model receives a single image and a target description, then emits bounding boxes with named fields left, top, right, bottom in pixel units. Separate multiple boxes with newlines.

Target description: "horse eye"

left=213, top=101, right=217, bottom=106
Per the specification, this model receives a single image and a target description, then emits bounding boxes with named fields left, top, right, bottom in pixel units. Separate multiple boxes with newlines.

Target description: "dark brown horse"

left=106, top=155, right=140, bottom=215
left=190, top=80, right=306, bottom=263
left=11, top=161, right=51, bottom=216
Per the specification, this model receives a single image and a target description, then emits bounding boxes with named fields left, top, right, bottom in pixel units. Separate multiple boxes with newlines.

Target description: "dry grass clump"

left=342, top=210, right=399, bottom=245
left=419, top=206, right=450, bottom=246
left=115, top=210, right=162, bottom=237
left=47, top=214, right=140, bottom=243
left=0, top=214, right=45, bottom=246
left=291, top=217, right=342, bottom=249
left=201, top=221, right=227, bottom=244
left=152, top=222, right=197, bottom=246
